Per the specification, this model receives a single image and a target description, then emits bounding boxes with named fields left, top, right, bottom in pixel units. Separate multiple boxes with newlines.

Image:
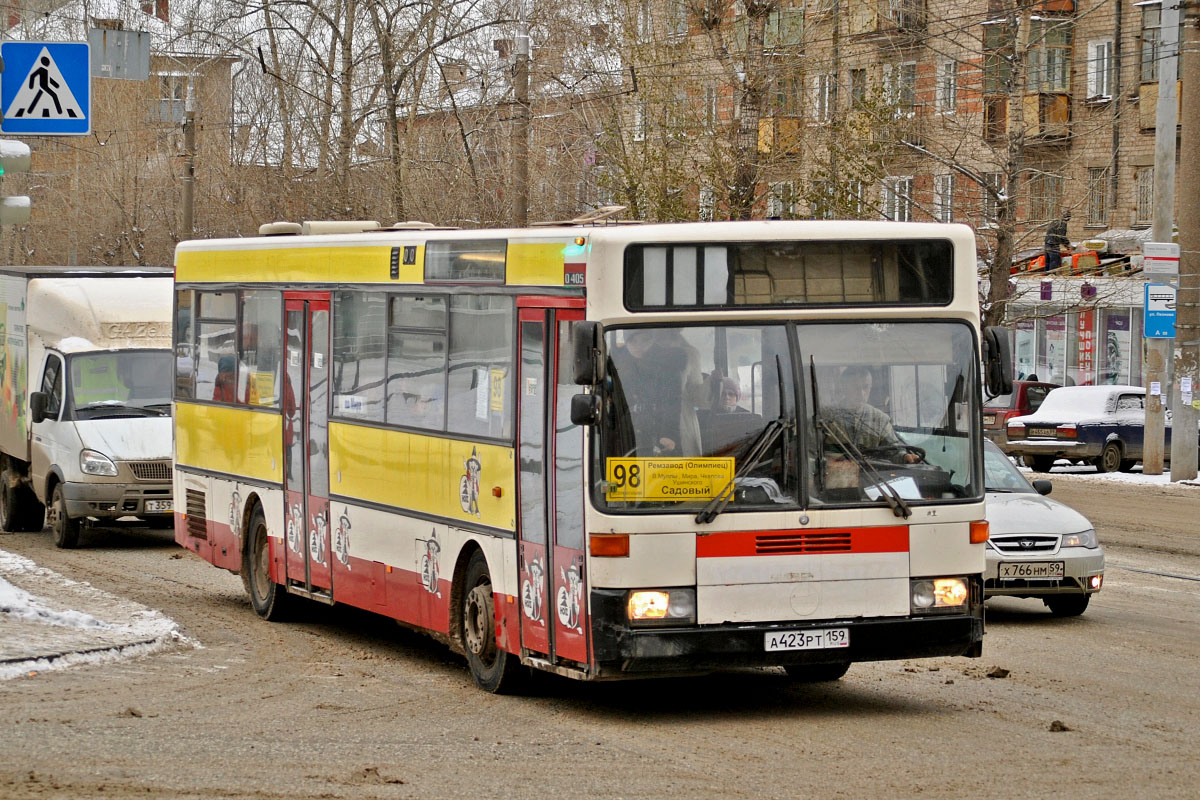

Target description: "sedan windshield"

left=983, top=442, right=1036, bottom=493
left=594, top=321, right=981, bottom=514
left=69, top=350, right=173, bottom=419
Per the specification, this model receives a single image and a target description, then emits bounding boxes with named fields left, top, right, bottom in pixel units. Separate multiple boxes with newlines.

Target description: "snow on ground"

left=0, top=548, right=195, bottom=680
left=1010, top=456, right=1200, bottom=487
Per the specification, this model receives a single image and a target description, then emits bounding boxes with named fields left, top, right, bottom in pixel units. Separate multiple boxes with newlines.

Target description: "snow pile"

left=0, top=549, right=195, bottom=680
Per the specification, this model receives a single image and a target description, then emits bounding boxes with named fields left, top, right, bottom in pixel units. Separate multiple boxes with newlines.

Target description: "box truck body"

left=0, top=268, right=173, bottom=547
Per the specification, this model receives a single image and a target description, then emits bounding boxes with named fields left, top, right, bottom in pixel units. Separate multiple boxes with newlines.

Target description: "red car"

left=983, top=380, right=1059, bottom=446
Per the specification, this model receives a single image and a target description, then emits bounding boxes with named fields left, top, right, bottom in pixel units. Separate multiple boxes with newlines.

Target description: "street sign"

left=0, top=42, right=91, bottom=136
left=1143, top=241, right=1180, bottom=276
left=1144, top=283, right=1177, bottom=338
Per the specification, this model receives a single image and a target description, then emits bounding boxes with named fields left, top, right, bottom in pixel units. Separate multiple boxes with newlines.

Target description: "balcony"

left=851, top=0, right=926, bottom=44
left=1138, top=81, right=1183, bottom=130
left=988, top=0, right=1073, bottom=13
left=983, top=94, right=1071, bottom=144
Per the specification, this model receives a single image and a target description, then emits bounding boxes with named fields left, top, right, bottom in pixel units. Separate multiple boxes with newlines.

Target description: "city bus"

left=172, top=218, right=1011, bottom=692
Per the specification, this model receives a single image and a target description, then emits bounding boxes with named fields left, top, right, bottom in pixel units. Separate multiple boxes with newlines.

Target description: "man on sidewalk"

left=1044, top=210, right=1071, bottom=272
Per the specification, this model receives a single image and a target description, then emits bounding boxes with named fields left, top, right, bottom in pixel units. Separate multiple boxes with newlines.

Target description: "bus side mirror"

left=982, top=326, right=1013, bottom=397
left=570, top=393, right=601, bottom=426
left=572, top=321, right=605, bottom=385
left=30, top=391, right=47, bottom=424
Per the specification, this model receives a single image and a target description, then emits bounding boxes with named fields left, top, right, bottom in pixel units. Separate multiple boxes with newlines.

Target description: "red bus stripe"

left=696, top=526, right=909, bottom=558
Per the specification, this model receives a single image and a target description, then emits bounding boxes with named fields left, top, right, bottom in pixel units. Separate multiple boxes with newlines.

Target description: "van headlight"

left=1062, top=529, right=1098, bottom=549
left=627, top=588, right=696, bottom=626
left=80, top=449, right=119, bottom=476
left=911, top=578, right=969, bottom=614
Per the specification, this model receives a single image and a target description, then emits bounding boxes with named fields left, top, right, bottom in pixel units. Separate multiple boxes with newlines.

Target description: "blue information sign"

left=0, top=42, right=91, bottom=136
left=1144, top=283, right=1176, bottom=339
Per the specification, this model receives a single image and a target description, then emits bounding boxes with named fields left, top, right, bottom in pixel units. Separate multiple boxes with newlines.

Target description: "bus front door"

left=517, top=304, right=588, bottom=668
left=283, top=295, right=333, bottom=599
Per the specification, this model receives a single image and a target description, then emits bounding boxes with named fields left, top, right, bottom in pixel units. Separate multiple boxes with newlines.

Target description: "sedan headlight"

left=627, top=588, right=696, bottom=626
left=80, top=449, right=119, bottom=477
left=911, top=577, right=970, bottom=614
left=1062, top=529, right=1099, bottom=549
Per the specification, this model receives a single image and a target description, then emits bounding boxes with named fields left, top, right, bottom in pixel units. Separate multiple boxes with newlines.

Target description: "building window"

left=699, top=186, right=715, bottom=221
left=705, top=85, right=718, bottom=129
left=982, top=172, right=1002, bottom=225
left=773, top=72, right=802, bottom=116
left=153, top=71, right=187, bottom=123
left=934, top=173, right=954, bottom=223
left=809, top=179, right=837, bottom=219
left=767, top=181, right=796, bottom=218
left=1087, top=39, right=1114, bottom=99
left=882, top=176, right=913, bottom=221
left=810, top=73, right=835, bottom=122
left=849, top=68, right=868, bottom=108
left=1028, top=172, right=1063, bottom=224
left=847, top=179, right=865, bottom=216
left=1086, top=167, right=1110, bottom=226
left=1140, top=2, right=1183, bottom=83
left=884, top=62, right=917, bottom=116
left=937, top=60, right=957, bottom=114
left=1135, top=167, right=1154, bottom=227
left=983, top=22, right=1012, bottom=94
left=1027, top=20, right=1073, bottom=93
left=667, top=0, right=688, bottom=39
left=633, top=101, right=647, bottom=142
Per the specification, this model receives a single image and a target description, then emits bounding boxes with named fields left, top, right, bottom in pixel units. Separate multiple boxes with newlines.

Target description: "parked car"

left=1005, top=384, right=1158, bottom=473
left=982, top=440, right=1104, bottom=616
left=983, top=379, right=1059, bottom=446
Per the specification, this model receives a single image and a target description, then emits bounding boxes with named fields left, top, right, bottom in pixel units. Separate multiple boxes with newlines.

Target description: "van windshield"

left=68, top=350, right=174, bottom=419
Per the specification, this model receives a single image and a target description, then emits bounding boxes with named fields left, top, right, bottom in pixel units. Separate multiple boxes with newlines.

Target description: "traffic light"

left=0, top=138, right=31, bottom=225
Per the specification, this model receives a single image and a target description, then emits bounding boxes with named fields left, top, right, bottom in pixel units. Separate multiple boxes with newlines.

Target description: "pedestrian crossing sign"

left=1, top=42, right=90, bottom=136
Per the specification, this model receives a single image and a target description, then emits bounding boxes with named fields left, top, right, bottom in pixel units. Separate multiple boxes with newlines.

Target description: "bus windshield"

left=69, top=350, right=174, bottom=419
left=596, top=321, right=980, bottom=513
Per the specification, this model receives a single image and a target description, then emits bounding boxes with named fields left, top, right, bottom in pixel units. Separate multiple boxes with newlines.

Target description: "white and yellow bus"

left=173, top=219, right=1011, bottom=692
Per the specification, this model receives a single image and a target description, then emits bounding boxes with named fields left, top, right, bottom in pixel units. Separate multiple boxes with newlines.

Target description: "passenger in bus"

left=610, top=329, right=704, bottom=457
left=714, top=377, right=749, bottom=414
left=826, top=365, right=919, bottom=464
left=213, top=354, right=237, bottom=402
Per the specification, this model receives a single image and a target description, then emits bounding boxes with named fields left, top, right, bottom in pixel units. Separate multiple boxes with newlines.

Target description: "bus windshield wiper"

left=696, top=357, right=793, bottom=525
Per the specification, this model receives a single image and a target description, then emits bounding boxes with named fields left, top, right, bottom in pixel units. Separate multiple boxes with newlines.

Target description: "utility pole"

left=1145, top=0, right=1180, bottom=475
left=181, top=77, right=196, bottom=239
left=512, top=28, right=529, bottom=228
left=1172, top=1, right=1200, bottom=480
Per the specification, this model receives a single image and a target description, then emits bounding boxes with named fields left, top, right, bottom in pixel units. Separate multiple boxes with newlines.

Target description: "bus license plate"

left=765, top=628, right=849, bottom=652
left=145, top=499, right=172, bottom=513
left=999, top=561, right=1064, bottom=580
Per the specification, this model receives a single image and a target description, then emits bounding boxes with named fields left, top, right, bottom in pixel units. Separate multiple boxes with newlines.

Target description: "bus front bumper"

left=588, top=581, right=984, bottom=678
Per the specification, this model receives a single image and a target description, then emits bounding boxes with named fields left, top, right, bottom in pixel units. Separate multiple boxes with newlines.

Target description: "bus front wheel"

left=244, top=505, right=291, bottom=621
left=460, top=550, right=525, bottom=693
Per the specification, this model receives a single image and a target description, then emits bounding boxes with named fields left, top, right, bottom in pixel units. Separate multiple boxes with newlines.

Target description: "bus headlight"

left=80, top=449, right=119, bottom=477
left=627, top=588, right=696, bottom=626
left=911, top=578, right=969, bottom=614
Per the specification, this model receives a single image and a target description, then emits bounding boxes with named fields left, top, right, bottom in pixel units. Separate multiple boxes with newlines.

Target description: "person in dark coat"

left=1044, top=210, right=1071, bottom=272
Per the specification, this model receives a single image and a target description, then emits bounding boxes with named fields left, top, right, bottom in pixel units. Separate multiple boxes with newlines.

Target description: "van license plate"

left=765, top=628, right=849, bottom=651
left=983, top=414, right=996, bottom=425
left=145, top=499, right=172, bottom=513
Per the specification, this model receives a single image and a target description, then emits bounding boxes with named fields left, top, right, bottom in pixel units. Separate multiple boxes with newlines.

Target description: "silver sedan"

left=982, top=440, right=1105, bottom=616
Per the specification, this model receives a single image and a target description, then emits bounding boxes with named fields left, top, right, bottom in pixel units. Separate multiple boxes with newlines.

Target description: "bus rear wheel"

left=460, top=550, right=525, bottom=693
left=784, top=662, right=851, bottom=682
left=244, top=505, right=291, bottom=621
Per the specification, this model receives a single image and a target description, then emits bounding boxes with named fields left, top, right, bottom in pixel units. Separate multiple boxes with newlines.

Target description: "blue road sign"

left=1144, top=283, right=1177, bottom=339
left=0, top=42, right=91, bottom=135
